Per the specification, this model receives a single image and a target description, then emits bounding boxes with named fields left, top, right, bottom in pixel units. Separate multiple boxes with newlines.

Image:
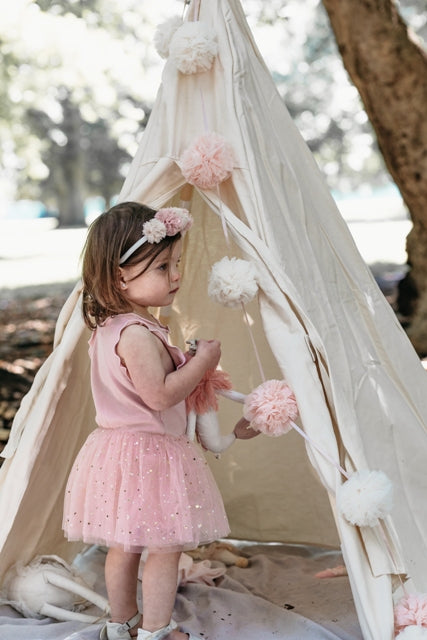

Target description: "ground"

left=0, top=283, right=73, bottom=456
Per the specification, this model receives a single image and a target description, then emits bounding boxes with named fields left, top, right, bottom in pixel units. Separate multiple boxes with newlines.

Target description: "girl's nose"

left=170, top=266, right=180, bottom=282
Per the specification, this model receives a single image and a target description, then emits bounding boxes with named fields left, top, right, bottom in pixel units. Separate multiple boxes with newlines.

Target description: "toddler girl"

left=63, top=202, right=255, bottom=640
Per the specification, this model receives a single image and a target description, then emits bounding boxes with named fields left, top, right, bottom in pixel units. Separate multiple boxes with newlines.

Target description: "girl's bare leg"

left=105, top=547, right=142, bottom=633
left=142, top=551, right=188, bottom=639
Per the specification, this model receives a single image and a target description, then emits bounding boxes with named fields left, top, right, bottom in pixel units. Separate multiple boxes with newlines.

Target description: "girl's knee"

left=145, top=549, right=182, bottom=565
left=107, top=546, right=142, bottom=566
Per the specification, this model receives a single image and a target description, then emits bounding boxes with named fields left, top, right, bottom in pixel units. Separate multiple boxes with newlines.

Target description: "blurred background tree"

left=245, top=0, right=426, bottom=194
left=1, top=0, right=424, bottom=216
left=245, top=0, right=426, bottom=349
left=320, top=0, right=427, bottom=352
left=0, top=0, right=426, bottom=346
left=0, top=0, right=159, bottom=225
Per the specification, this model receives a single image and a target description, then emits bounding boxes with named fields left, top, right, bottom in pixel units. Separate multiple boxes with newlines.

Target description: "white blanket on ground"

left=0, top=544, right=362, bottom=639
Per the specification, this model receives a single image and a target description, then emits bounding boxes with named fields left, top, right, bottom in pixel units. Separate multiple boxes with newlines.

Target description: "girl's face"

left=119, top=238, right=182, bottom=316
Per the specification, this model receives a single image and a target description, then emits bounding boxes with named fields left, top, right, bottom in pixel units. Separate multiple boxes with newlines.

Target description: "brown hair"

left=81, top=201, right=180, bottom=329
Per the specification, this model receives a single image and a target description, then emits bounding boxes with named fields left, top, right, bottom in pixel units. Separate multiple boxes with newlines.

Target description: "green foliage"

left=0, top=0, right=424, bottom=223
left=0, top=0, right=166, bottom=225
left=245, top=0, right=426, bottom=195
left=35, top=0, right=100, bottom=16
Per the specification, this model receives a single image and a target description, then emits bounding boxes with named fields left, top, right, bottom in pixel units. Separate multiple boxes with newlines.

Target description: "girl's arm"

left=117, top=324, right=221, bottom=411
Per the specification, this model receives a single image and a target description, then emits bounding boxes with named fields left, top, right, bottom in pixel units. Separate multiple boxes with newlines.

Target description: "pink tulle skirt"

left=63, top=427, right=230, bottom=552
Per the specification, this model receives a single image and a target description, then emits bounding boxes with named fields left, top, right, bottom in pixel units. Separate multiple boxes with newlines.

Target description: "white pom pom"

left=154, top=16, right=183, bottom=59
left=169, top=21, right=218, bottom=74
left=337, top=469, right=393, bottom=527
left=396, top=626, right=427, bottom=639
left=208, top=257, right=258, bottom=308
left=143, top=218, right=166, bottom=243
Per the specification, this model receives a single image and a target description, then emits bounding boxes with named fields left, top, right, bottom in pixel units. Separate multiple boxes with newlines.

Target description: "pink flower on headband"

left=156, top=207, right=193, bottom=235
left=119, top=207, right=192, bottom=264
left=142, top=207, right=192, bottom=243
left=142, top=218, right=167, bottom=243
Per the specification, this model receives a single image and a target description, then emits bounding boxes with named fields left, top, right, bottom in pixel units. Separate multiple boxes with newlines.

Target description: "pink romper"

left=63, top=313, right=229, bottom=552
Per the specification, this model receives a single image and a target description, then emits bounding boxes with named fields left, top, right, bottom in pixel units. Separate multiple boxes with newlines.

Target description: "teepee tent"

left=1, top=1, right=427, bottom=638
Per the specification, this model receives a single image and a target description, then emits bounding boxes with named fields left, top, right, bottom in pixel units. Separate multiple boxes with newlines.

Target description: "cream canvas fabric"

left=1, top=1, right=427, bottom=639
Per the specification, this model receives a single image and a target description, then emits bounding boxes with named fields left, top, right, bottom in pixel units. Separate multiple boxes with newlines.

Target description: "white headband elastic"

left=119, top=237, right=147, bottom=265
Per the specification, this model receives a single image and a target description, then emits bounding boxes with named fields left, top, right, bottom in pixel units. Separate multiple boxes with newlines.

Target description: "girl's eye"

left=158, top=263, right=168, bottom=271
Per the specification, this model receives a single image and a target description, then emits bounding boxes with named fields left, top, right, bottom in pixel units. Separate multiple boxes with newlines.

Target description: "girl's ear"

left=118, top=268, right=127, bottom=290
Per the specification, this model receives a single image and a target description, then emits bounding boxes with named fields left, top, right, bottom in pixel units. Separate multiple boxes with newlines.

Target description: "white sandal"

left=137, top=620, right=177, bottom=640
left=100, top=611, right=142, bottom=640
left=137, top=619, right=202, bottom=640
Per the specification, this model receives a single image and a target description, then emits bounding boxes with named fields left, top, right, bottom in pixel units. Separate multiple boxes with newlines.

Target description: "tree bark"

left=321, top=0, right=427, bottom=353
left=56, top=98, right=86, bottom=227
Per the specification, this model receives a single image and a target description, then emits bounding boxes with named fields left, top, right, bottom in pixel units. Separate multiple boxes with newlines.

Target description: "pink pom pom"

left=243, top=379, right=299, bottom=437
left=395, top=594, right=427, bottom=634
left=186, top=368, right=233, bottom=415
left=155, top=207, right=192, bottom=235
left=155, top=208, right=184, bottom=235
left=181, top=132, right=234, bottom=189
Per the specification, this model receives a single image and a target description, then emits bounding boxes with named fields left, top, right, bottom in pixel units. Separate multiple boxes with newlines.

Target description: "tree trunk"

left=56, top=98, right=86, bottom=227
left=321, top=0, right=427, bottom=354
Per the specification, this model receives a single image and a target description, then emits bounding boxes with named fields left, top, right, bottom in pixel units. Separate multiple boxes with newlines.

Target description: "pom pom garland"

left=395, top=626, right=427, bottom=639
left=395, top=594, right=427, bottom=635
left=169, top=21, right=218, bottom=74
left=181, top=132, right=234, bottom=189
left=336, top=469, right=393, bottom=527
left=208, top=257, right=258, bottom=307
left=243, top=379, right=299, bottom=436
left=154, top=16, right=183, bottom=59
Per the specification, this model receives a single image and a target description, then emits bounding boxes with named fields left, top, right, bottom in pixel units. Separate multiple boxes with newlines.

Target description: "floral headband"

left=119, top=207, right=193, bottom=265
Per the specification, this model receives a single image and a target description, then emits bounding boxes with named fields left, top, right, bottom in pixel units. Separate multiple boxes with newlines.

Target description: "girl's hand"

left=233, top=417, right=260, bottom=440
left=119, top=329, right=221, bottom=411
left=194, top=339, right=221, bottom=370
